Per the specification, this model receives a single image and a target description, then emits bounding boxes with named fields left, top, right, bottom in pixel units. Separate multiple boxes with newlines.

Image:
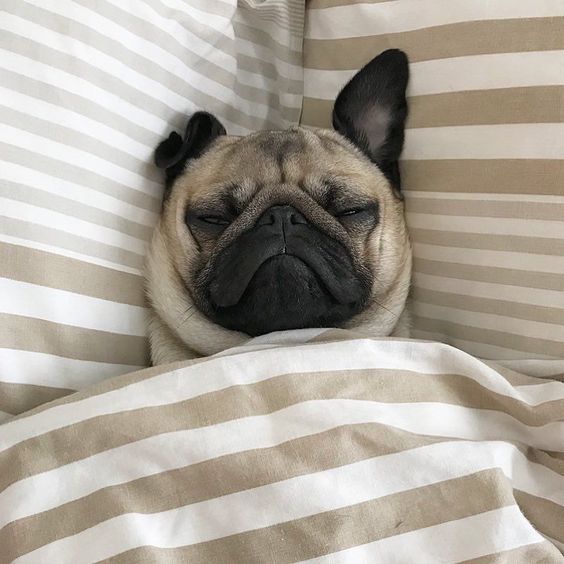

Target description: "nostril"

left=290, top=212, right=307, bottom=225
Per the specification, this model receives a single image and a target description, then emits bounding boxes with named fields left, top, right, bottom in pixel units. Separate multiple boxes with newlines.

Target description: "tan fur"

left=146, top=126, right=411, bottom=365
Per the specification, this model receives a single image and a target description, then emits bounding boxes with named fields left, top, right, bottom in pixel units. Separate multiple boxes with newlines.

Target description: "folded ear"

left=332, top=49, right=409, bottom=196
left=155, top=111, right=226, bottom=193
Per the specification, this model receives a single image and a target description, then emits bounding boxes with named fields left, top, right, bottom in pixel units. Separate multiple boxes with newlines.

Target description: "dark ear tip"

left=374, top=49, right=409, bottom=75
left=154, top=131, right=182, bottom=168
left=380, top=48, right=408, bottom=62
left=186, top=111, right=227, bottom=137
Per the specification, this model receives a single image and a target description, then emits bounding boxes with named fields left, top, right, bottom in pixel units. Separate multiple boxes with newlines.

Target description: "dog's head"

left=147, top=49, right=412, bottom=361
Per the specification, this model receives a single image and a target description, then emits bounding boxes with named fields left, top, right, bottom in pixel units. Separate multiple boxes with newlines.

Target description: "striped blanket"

left=1, top=329, right=563, bottom=562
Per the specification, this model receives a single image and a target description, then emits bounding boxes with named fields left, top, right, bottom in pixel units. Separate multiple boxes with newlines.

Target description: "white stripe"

left=0, top=44, right=246, bottom=137
left=0, top=278, right=148, bottom=337
left=0, top=234, right=143, bottom=275
left=0, top=349, right=141, bottom=390
left=3, top=339, right=564, bottom=451
left=0, top=48, right=167, bottom=134
left=236, top=67, right=302, bottom=106
left=14, top=440, right=562, bottom=562
left=409, top=50, right=564, bottom=96
left=304, top=51, right=564, bottom=98
left=414, top=273, right=564, bottom=309
left=0, top=85, right=154, bottom=160
left=407, top=212, right=564, bottom=239
left=0, top=161, right=158, bottom=227
left=414, top=302, right=564, bottom=342
left=500, top=359, right=564, bottom=380
left=19, top=0, right=235, bottom=75
left=12, top=3, right=277, bottom=122
left=412, top=329, right=555, bottom=362
left=0, top=44, right=243, bottom=138
left=404, top=124, right=564, bottom=160
left=1, top=198, right=148, bottom=254
left=306, top=507, right=545, bottom=563
left=234, top=11, right=303, bottom=48
left=5, top=405, right=564, bottom=531
left=235, top=37, right=304, bottom=81
left=102, top=0, right=303, bottom=103
left=0, top=123, right=161, bottom=195
left=414, top=243, right=564, bottom=275
left=306, top=0, right=564, bottom=39
left=405, top=191, right=564, bottom=204
left=545, top=535, right=564, bottom=553
left=154, top=0, right=235, bottom=28
left=102, top=0, right=235, bottom=50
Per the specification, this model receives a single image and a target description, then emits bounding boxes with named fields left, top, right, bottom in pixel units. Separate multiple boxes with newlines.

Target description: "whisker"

left=372, top=298, right=398, bottom=319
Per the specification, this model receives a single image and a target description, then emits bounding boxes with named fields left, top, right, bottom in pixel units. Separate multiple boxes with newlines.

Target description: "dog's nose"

left=256, top=205, right=308, bottom=228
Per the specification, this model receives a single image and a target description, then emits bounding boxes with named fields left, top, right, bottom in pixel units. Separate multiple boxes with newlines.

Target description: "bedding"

left=301, top=0, right=564, bottom=369
left=1, top=329, right=563, bottom=562
left=0, top=0, right=304, bottom=418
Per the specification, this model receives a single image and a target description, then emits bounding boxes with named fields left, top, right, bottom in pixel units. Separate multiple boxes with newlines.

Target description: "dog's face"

left=147, top=50, right=412, bottom=359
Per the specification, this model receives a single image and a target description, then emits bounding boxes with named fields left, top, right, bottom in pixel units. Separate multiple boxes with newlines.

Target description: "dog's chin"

left=206, top=254, right=365, bottom=336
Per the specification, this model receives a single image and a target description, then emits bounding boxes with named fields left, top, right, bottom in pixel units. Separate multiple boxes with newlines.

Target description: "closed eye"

left=198, top=215, right=230, bottom=226
left=334, top=207, right=368, bottom=218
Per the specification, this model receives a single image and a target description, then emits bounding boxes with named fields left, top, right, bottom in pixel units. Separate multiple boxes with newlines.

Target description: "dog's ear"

left=155, top=111, right=226, bottom=194
left=332, top=49, right=409, bottom=197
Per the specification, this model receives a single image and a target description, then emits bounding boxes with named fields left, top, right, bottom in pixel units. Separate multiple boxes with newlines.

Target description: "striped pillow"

left=0, top=0, right=304, bottom=419
left=302, top=0, right=564, bottom=373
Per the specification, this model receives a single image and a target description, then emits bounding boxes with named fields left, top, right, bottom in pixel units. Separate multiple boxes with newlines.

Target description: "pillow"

left=302, top=0, right=564, bottom=376
left=0, top=0, right=304, bottom=418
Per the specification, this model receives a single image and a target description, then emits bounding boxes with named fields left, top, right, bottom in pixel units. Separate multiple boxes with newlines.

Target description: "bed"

left=1, top=0, right=563, bottom=561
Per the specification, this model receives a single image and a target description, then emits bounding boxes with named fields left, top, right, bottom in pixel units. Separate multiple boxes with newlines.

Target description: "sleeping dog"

left=146, top=49, right=412, bottom=364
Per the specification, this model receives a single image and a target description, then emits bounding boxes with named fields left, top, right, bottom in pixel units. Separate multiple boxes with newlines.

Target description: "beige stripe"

left=524, top=449, right=564, bottom=480
left=0, top=313, right=149, bottom=366
left=408, top=87, right=564, bottom=129
left=302, top=86, right=564, bottom=129
left=412, top=328, right=556, bottom=363
left=461, top=541, right=563, bottom=563
left=11, top=357, right=208, bottom=424
left=2, top=368, right=563, bottom=491
left=414, top=259, right=564, bottom=293
left=152, top=0, right=233, bottom=18
left=0, top=422, right=444, bottom=560
left=237, top=53, right=303, bottom=92
left=0, top=104, right=159, bottom=183
left=402, top=160, right=564, bottom=196
left=414, top=287, right=564, bottom=327
left=546, top=451, right=564, bottom=461
left=307, top=0, right=394, bottom=7
left=1, top=141, right=160, bottom=213
left=0, top=181, right=153, bottom=241
left=481, top=361, right=548, bottom=387
left=1, top=7, right=280, bottom=132
left=304, top=17, right=564, bottom=69
left=239, top=5, right=304, bottom=37
left=407, top=195, right=564, bottom=221
left=412, top=316, right=564, bottom=358
left=0, top=216, right=145, bottom=270
left=106, top=470, right=513, bottom=564
left=0, top=381, right=72, bottom=415
left=234, top=21, right=303, bottom=65
left=0, top=243, right=145, bottom=306
left=1, top=69, right=157, bottom=149
left=514, top=490, right=564, bottom=543
left=410, top=228, right=564, bottom=257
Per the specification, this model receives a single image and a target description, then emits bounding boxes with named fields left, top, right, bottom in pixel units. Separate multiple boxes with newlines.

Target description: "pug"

left=146, top=49, right=412, bottom=365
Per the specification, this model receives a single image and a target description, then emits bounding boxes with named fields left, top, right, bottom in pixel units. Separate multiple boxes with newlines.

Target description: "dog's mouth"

left=196, top=205, right=371, bottom=336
